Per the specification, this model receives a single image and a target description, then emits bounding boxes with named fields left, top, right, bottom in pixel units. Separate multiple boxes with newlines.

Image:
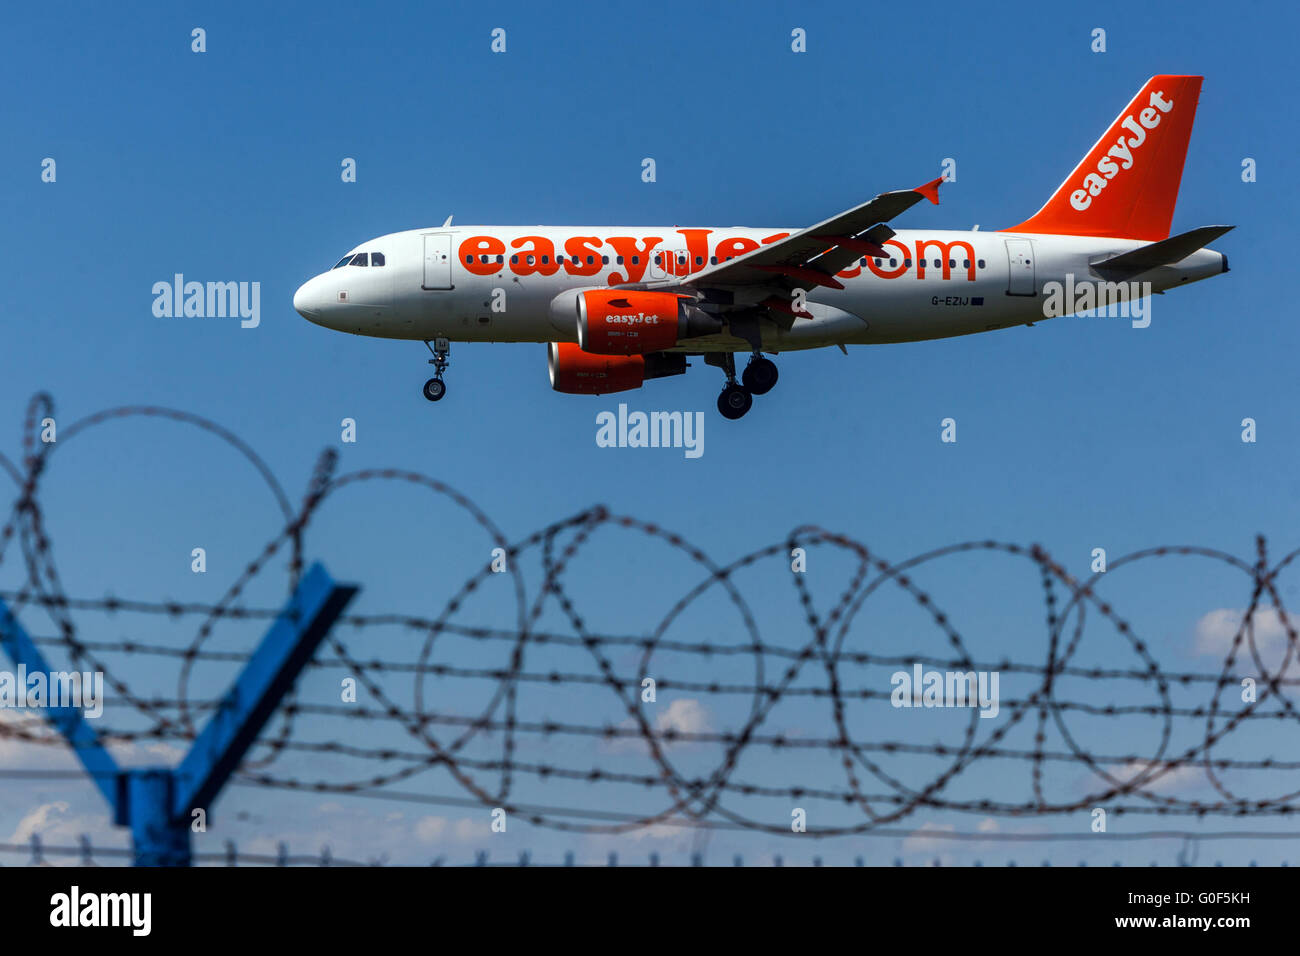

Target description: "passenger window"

left=632, top=256, right=639, bottom=265
left=587, top=255, right=595, bottom=264
left=933, top=259, right=941, bottom=268
left=526, top=255, right=535, bottom=265
left=496, top=255, right=504, bottom=263
left=889, top=259, right=896, bottom=267
left=541, top=255, right=550, bottom=264
left=511, top=255, right=519, bottom=264
left=602, top=255, right=609, bottom=264
left=654, top=255, right=662, bottom=265
left=962, top=259, right=970, bottom=269
left=948, top=260, right=955, bottom=269
left=616, top=256, right=624, bottom=264
left=371, top=252, right=385, bottom=266
left=696, top=256, right=703, bottom=265
left=351, top=253, right=369, bottom=266
left=978, top=259, right=986, bottom=268
left=904, top=259, right=911, bottom=267
left=465, top=255, right=473, bottom=264
left=859, top=258, right=866, bottom=266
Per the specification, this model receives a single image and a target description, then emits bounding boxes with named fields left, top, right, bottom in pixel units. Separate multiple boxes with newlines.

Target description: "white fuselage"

left=293, top=225, right=1227, bottom=351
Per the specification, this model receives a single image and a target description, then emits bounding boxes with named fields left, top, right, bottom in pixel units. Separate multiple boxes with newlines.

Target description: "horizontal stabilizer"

left=1091, top=225, right=1234, bottom=279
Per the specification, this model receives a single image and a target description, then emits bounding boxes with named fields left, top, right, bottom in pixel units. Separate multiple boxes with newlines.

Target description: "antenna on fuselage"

left=442, top=215, right=454, bottom=227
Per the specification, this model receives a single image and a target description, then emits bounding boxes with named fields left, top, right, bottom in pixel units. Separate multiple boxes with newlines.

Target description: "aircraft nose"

left=293, top=278, right=322, bottom=319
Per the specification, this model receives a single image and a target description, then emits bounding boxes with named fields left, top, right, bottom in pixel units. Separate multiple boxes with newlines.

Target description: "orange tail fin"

left=1003, top=75, right=1202, bottom=241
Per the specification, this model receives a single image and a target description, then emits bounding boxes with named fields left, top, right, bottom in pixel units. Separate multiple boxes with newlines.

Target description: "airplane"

left=293, top=74, right=1231, bottom=421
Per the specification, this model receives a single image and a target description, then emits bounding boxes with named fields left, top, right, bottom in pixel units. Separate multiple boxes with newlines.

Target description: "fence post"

left=0, top=562, right=358, bottom=866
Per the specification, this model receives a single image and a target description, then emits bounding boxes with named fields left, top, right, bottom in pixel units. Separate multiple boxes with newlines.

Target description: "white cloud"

left=7, top=801, right=116, bottom=853
left=598, top=697, right=714, bottom=755
left=454, top=817, right=483, bottom=842
left=1194, top=607, right=1295, bottom=657
left=1106, top=759, right=1205, bottom=795
left=902, top=821, right=957, bottom=854
left=9, top=802, right=72, bottom=842
left=414, top=814, right=485, bottom=844
left=655, top=698, right=712, bottom=737
left=0, top=709, right=70, bottom=766
left=415, top=815, right=448, bottom=841
left=0, top=707, right=184, bottom=771
left=620, top=820, right=696, bottom=843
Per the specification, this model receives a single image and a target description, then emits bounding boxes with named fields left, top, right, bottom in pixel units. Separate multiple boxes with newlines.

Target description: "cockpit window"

left=371, top=252, right=385, bottom=266
left=333, top=256, right=352, bottom=269
left=350, top=253, right=369, bottom=267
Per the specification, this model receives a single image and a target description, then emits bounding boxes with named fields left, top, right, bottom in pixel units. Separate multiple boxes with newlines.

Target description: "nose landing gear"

left=423, top=338, right=450, bottom=402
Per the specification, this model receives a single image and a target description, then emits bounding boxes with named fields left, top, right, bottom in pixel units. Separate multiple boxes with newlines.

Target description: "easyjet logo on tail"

left=1002, top=75, right=1202, bottom=241
left=1070, top=89, right=1176, bottom=211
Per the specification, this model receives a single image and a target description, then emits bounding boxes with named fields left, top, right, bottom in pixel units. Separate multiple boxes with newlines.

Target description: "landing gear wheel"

left=717, top=384, right=753, bottom=420
left=742, top=357, right=779, bottom=395
left=422, top=338, right=450, bottom=403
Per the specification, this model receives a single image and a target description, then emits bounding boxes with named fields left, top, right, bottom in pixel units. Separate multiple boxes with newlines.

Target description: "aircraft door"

left=423, top=234, right=453, bottom=290
left=1005, top=238, right=1036, bottom=296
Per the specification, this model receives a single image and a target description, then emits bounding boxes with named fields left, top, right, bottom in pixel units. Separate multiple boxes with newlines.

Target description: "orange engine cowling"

left=548, top=342, right=645, bottom=395
left=576, top=290, right=686, bottom=355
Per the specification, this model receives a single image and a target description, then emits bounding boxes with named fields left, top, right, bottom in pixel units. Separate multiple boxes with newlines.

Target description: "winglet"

left=914, top=176, right=943, bottom=205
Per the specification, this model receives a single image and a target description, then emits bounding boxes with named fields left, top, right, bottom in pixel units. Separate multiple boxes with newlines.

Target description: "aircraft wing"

left=623, top=176, right=944, bottom=327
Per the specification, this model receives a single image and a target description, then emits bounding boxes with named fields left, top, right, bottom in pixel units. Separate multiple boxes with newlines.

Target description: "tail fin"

left=1003, top=75, right=1203, bottom=241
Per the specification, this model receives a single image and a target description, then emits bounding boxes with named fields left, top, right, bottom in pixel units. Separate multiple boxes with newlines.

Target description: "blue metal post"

left=0, top=562, right=358, bottom=866
left=121, top=769, right=191, bottom=866
left=0, top=601, right=119, bottom=808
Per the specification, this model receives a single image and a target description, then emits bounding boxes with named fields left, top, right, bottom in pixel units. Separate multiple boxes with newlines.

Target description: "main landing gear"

left=708, top=352, right=779, bottom=420
left=423, top=338, right=449, bottom=402
left=718, top=381, right=752, bottom=420
left=742, top=356, right=779, bottom=395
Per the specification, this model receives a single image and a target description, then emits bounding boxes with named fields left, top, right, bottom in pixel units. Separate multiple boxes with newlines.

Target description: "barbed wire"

left=0, top=833, right=1291, bottom=868
left=3, top=392, right=1300, bottom=847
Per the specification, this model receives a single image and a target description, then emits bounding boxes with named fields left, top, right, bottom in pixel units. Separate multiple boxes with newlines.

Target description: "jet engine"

left=575, top=290, right=721, bottom=355
left=547, top=342, right=687, bottom=395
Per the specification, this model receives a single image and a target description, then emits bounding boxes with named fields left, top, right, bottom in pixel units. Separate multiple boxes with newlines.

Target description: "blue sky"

left=0, top=0, right=1297, bottom=865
